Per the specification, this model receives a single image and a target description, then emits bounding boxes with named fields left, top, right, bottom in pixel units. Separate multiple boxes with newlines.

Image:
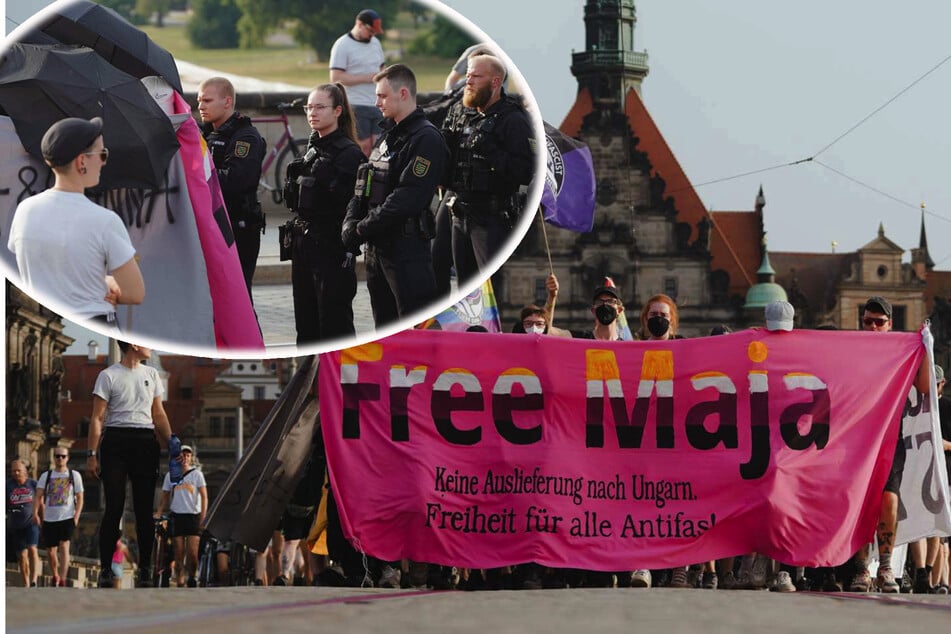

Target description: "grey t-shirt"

left=329, top=33, right=384, bottom=107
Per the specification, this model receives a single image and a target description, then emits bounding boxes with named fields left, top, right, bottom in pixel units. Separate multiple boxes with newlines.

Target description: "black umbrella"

left=0, top=43, right=180, bottom=190
left=20, top=0, right=183, bottom=95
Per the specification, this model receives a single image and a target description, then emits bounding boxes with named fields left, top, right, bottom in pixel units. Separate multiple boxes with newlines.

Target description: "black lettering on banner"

left=340, top=346, right=383, bottom=439
left=685, top=374, right=738, bottom=450
left=431, top=369, right=484, bottom=445
left=491, top=371, right=543, bottom=445
left=390, top=366, right=427, bottom=442
left=779, top=375, right=830, bottom=450
left=912, top=431, right=947, bottom=514
left=740, top=373, right=770, bottom=480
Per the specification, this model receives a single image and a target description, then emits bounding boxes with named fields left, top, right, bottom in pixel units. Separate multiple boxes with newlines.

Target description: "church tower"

left=499, top=0, right=736, bottom=334
left=571, top=0, right=649, bottom=108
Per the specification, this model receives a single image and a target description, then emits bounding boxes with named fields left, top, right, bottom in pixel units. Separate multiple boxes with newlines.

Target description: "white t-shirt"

left=162, top=468, right=206, bottom=515
left=329, top=33, right=384, bottom=107
left=7, top=190, right=137, bottom=319
left=92, top=363, right=164, bottom=428
left=37, top=468, right=84, bottom=523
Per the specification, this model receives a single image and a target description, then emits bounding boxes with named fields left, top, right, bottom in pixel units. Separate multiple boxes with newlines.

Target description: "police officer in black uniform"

left=198, top=77, right=266, bottom=301
left=283, top=83, right=366, bottom=345
left=443, top=53, right=535, bottom=287
left=342, top=64, right=449, bottom=328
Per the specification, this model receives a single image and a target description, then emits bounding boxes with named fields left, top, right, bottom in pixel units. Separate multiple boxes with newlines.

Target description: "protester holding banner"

left=849, top=296, right=930, bottom=593
left=7, top=117, right=144, bottom=327
left=634, top=294, right=682, bottom=341
left=198, top=77, right=266, bottom=302
left=284, top=83, right=366, bottom=345
left=570, top=286, right=627, bottom=341
left=88, top=341, right=174, bottom=588
left=341, top=64, right=447, bottom=327
left=443, top=53, right=535, bottom=288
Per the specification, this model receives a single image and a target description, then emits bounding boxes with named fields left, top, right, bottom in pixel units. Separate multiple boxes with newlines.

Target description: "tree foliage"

left=135, top=0, right=172, bottom=27
left=186, top=0, right=242, bottom=49
left=407, top=15, right=474, bottom=58
left=233, top=0, right=401, bottom=59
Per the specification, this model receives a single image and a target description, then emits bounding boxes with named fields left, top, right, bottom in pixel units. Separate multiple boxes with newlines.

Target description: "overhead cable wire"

left=812, top=53, right=951, bottom=158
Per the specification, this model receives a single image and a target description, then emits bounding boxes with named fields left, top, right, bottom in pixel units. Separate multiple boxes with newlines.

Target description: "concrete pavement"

left=6, top=586, right=951, bottom=634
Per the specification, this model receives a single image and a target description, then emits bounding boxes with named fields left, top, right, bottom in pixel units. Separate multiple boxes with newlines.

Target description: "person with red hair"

left=635, top=294, right=681, bottom=341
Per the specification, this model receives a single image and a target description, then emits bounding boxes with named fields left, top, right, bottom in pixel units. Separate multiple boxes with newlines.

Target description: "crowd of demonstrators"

left=7, top=116, right=144, bottom=330
left=34, top=447, right=84, bottom=587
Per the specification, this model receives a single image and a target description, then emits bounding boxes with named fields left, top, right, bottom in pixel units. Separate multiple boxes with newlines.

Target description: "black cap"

left=41, top=117, right=103, bottom=167
left=864, top=296, right=892, bottom=317
left=592, top=286, right=621, bottom=304
left=357, top=9, right=383, bottom=35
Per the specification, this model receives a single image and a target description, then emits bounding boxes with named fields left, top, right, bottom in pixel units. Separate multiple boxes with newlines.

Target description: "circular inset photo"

left=0, top=0, right=545, bottom=358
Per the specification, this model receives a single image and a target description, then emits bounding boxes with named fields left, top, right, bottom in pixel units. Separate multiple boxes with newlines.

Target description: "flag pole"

left=537, top=207, right=557, bottom=326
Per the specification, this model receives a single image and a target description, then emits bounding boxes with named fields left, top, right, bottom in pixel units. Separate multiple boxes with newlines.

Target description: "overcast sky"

left=447, top=0, right=951, bottom=266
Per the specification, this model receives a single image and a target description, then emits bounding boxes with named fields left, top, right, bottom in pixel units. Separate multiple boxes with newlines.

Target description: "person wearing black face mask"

left=569, top=286, right=625, bottom=341
left=635, top=294, right=682, bottom=341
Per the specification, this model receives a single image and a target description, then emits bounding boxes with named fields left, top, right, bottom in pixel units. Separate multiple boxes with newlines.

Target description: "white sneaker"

left=378, top=565, right=401, bottom=588
left=750, top=554, right=770, bottom=589
left=631, top=569, right=652, bottom=588
left=770, top=570, right=796, bottom=592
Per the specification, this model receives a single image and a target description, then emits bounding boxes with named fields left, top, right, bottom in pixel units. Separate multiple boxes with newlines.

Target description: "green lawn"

left=141, top=20, right=455, bottom=92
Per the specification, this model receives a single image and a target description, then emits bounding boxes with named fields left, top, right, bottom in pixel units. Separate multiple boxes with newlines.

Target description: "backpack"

left=42, top=468, right=79, bottom=500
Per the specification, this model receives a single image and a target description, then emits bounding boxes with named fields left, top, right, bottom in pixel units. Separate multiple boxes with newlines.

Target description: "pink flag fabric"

left=319, top=328, right=924, bottom=570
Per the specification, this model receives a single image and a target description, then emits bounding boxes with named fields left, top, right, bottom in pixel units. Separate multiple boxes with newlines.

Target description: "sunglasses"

left=82, top=148, right=109, bottom=163
left=54, top=454, right=68, bottom=459
left=863, top=317, right=889, bottom=327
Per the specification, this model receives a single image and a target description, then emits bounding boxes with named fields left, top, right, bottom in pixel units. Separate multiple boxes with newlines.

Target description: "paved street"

left=6, top=587, right=951, bottom=634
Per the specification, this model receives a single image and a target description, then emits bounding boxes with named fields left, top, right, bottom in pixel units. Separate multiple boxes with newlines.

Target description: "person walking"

left=87, top=341, right=175, bottom=588
left=329, top=9, right=385, bottom=156
left=198, top=77, right=266, bottom=301
left=283, top=83, right=366, bottom=345
left=342, top=64, right=448, bottom=327
left=34, top=448, right=84, bottom=587
left=6, top=459, right=40, bottom=587
left=7, top=116, right=144, bottom=327
left=155, top=445, right=207, bottom=588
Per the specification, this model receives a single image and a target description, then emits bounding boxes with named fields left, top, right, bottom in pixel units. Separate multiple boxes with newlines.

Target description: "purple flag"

left=540, top=122, right=596, bottom=232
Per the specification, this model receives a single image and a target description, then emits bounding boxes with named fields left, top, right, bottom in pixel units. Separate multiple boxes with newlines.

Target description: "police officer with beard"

left=198, top=77, right=266, bottom=301
left=342, top=64, right=448, bottom=327
left=283, top=83, right=366, bottom=344
left=443, top=53, right=535, bottom=287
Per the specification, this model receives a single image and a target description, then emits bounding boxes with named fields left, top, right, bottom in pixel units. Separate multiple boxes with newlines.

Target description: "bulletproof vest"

left=286, top=136, right=350, bottom=222
left=355, top=129, right=409, bottom=207
left=451, top=110, right=505, bottom=195
left=204, top=116, right=260, bottom=219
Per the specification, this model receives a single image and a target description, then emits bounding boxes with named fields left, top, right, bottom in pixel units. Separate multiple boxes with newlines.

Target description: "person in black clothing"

left=443, top=53, right=535, bottom=287
left=284, top=83, right=366, bottom=345
left=342, top=64, right=449, bottom=328
left=198, top=77, right=266, bottom=301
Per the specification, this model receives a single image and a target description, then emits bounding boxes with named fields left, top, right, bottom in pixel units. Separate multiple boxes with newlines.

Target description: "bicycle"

left=251, top=99, right=309, bottom=205
left=228, top=541, right=257, bottom=586
left=196, top=531, right=219, bottom=587
left=150, top=514, right=173, bottom=588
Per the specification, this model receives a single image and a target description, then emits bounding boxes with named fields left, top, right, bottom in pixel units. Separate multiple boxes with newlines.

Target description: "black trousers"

left=365, top=236, right=437, bottom=329
left=233, top=223, right=262, bottom=303
left=291, top=234, right=357, bottom=345
left=431, top=196, right=454, bottom=297
left=451, top=213, right=510, bottom=288
left=98, top=428, right=160, bottom=571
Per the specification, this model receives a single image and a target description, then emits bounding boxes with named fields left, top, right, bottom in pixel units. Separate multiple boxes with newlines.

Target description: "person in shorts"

left=329, top=9, right=385, bottom=156
left=34, top=448, right=84, bottom=587
left=6, top=459, right=39, bottom=587
left=155, top=445, right=207, bottom=588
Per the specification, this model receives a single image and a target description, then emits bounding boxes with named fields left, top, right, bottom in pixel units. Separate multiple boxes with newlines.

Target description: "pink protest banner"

left=319, top=327, right=925, bottom=571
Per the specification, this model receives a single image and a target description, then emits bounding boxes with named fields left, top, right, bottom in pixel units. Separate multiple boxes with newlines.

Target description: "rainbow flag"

left=423, top=279, right=502, bottom=333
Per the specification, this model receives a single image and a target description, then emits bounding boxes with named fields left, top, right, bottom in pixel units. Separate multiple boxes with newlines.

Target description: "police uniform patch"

left=412, top=156, right=431, bottom=178
left=234, top=141, right=251, bottom=158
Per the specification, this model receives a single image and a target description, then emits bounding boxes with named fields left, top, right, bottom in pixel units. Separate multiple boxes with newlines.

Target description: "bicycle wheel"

left=271, top=137, right=308, bottom=205
left=150, top=525, right=166, bottom=588
left=197, top=535, right=216, bottom=587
